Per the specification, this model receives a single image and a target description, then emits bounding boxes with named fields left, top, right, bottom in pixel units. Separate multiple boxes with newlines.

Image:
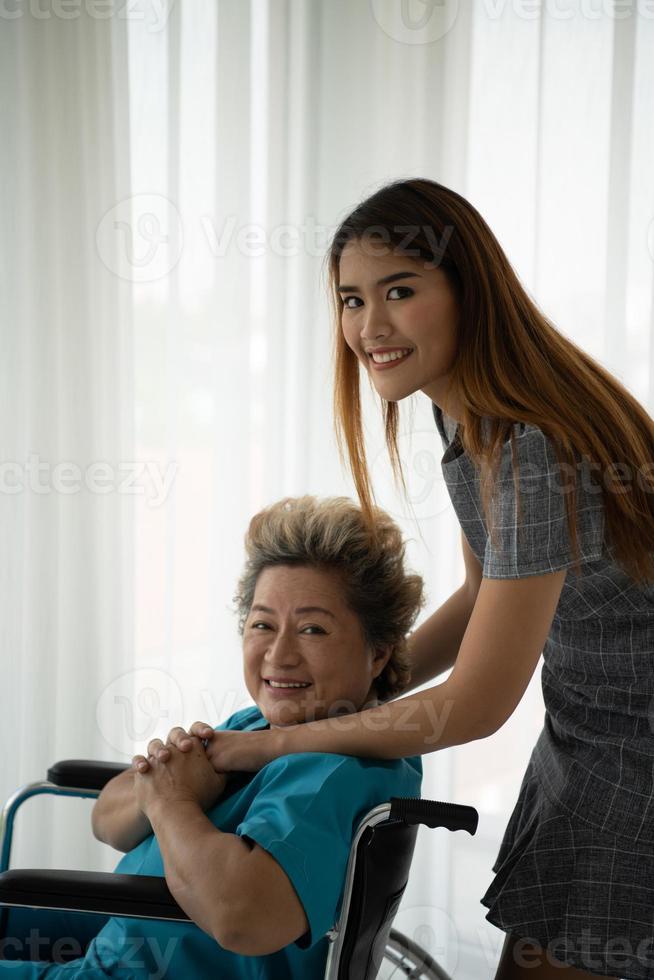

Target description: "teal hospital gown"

left=0, top=705, right=422, bottom=978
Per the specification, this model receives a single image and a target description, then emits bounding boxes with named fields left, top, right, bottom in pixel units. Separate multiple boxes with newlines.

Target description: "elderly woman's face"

left=243, top=564, right=391, bottom=728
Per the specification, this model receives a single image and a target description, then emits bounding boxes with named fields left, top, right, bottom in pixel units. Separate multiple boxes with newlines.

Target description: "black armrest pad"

left=47, top=761, right=130, bottom=791
left=0, top=870, right=191, bottom=922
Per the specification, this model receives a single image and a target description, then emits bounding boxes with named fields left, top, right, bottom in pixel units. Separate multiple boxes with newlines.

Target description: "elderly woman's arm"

left=146, top=798, right=309, bottom=953
left=93, top=766, right=309, bottom=953
left=92, top=768, right=153, bottom=852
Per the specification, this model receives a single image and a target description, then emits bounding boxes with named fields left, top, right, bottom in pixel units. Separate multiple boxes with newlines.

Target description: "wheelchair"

left=0, top=759, right=479, bottom=978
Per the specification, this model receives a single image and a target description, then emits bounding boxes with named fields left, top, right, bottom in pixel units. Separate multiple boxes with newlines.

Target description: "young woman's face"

left=243, top=564, right=391, bottom=729
left=339, top=236, right=462, bottom=415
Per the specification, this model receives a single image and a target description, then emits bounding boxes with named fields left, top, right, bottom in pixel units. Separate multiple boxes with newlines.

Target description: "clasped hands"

left=130, top=720, right=284, bottom=819
left=131, top=722, right=230, bottom=819
left=132, top=722, right=216, bottom=772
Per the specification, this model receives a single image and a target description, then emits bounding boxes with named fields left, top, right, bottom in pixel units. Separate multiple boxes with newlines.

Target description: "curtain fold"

left=1, top=12, right=134, bottom=874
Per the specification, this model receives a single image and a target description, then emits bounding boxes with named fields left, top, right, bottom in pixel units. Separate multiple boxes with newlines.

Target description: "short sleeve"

left=235, top=752, right=422, bottom=949
left=214, top=706, right=260, bottom=732
left=482, top=424, right=605, bottom=579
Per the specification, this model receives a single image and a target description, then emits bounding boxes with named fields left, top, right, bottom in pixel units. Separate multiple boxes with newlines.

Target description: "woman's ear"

left=371, top=644, right=393, bottom=678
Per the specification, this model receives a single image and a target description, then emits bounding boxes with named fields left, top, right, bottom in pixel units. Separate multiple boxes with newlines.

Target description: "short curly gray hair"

left=231, top=495, right=426, bottom=702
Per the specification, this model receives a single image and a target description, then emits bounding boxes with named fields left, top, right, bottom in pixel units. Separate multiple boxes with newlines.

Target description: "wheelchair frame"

left=0, top=759, right=478, bottom=978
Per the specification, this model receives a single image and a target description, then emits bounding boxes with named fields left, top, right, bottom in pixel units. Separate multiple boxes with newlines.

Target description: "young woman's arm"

left=399, top=530, right=483, bottom=695
left=202, top=566, right=567, bottom=771
left=399, top=586, right=476, bottom=695
left=276, top=568, right=567, bottom=760
left=91, top=768, right=153, bottom=852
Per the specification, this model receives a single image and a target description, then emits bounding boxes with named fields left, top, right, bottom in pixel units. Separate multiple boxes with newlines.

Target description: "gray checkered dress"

left=433, top=402, right=654, bottom=979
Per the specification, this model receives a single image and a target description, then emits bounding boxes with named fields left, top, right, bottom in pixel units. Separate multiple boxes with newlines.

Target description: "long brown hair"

left=323, top=177, right=654, bottom=585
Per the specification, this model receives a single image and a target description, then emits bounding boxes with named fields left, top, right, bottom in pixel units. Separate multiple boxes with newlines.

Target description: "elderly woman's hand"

left=131, top=734, right=229, bottom=818
left=132, top=721, right=286, bottom=776
left=132, top=726, right=203, bottom=771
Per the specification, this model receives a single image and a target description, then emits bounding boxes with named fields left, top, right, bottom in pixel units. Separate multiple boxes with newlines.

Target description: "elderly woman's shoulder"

left=219, top=705, right=266, bottom=731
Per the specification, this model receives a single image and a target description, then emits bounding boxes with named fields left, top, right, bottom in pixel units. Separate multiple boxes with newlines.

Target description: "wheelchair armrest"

left=0, top=870, right=192, bottom=923
left=46, top=761, right=131, bottom=792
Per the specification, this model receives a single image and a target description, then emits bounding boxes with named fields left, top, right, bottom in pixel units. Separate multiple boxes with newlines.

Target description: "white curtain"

left=2, top=2, right=654, bottom=977
left=1, top=7, right=135, bottom=880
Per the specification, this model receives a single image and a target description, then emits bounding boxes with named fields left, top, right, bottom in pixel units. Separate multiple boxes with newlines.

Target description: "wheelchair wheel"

left=380, top=927, right=453, bottom=979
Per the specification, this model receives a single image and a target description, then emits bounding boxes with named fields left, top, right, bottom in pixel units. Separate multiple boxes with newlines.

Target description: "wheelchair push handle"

left=389, top=796, right=478, bottom=835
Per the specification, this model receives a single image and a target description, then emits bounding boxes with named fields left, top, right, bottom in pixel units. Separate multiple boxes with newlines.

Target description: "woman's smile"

left=368, top=349, right=415, bottom=371
left=264, top=680, right=314, bottom=697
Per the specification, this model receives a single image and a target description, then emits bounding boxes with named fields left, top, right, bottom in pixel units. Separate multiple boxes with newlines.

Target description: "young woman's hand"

left=186, top=721, right=286, bottom=773
left=131, top=734, right=229, bottom=818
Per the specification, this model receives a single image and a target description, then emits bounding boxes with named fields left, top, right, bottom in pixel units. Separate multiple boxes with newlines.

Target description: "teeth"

left=371, top=349, right=412, bottom=363
left=268, top=680, right=311, bottom=688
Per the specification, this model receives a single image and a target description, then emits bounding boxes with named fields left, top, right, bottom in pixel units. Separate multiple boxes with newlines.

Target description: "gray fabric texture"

left=433, top=402, right=654, bottom=978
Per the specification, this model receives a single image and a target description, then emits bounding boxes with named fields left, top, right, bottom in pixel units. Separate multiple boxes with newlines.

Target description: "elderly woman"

left=0, top=495, right=424, bottom=978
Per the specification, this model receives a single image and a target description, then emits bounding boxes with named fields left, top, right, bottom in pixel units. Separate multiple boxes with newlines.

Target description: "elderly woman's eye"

left=251, top=622, right=325, bottom=634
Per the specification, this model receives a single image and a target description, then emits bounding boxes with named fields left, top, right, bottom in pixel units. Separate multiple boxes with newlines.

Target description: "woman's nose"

left=264, top=633, right=303, bottom=664
left=358, top=297, right=393, bottom=340
left=361, top=321, right=392, bottom=346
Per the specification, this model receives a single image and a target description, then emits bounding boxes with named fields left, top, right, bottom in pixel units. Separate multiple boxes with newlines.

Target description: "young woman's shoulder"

left=483, top=419, right=606, bottom=579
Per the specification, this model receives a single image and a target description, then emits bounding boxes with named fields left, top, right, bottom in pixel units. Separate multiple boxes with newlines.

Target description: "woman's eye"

left=342, top=286, right=413, bottom=310
left=251, top=622, right=325, bottom=634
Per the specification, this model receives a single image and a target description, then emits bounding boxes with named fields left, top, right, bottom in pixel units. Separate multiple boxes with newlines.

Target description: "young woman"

left=177, top=178, right=654, bottom=980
